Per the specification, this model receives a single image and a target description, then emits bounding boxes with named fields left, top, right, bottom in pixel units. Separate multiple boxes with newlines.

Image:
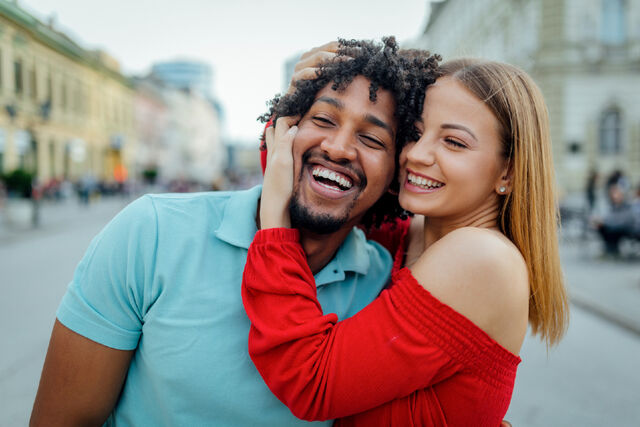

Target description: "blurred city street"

left=0, top=196, right=638, bottom=426
left=506, top=237, right=640, bottom=426
left=0, top=196, right=132, bottom=427
left=0, top=0, right=638, bottom=425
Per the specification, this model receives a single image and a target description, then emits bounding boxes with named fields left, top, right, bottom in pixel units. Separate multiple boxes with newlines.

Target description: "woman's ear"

left=495, top=163, right=513, bottom=195
left=496, top=181, right=511, bottom=195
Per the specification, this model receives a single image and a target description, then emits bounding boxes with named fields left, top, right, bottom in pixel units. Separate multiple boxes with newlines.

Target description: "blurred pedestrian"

left=585, top=169, right=598, bottom=214
left=605, top=169, right=629, bottom=205
left=632, top=184, right=640, bottom=237
left=594, top=184, right=635, bottom=256
left=0, top=179, right=6, bottom=208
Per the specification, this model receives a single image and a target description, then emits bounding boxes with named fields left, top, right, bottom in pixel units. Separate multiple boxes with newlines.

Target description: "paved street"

left=506, top=304, right=640, bottom=426
left=0, top=197, right=131, bottom=427
left=1, top=196, right=639, bottom=426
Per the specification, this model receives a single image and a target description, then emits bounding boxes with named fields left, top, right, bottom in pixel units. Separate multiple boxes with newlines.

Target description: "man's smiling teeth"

left=407, top=173, right=444, bottom=189
left=312, top=167, right=353, bottom=190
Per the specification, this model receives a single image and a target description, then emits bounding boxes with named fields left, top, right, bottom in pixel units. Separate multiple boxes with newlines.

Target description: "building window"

left=61, top=80, right=67, bottom=111
left=49, top=139, right=56, bottom=177
left=601, top=0, right=626, bottom=45
left=74, top=81, right=82, bottom=113
left=29, top=67, right=37, bottom=100
left=599, top=108, right=622, bottom=154
left=14, top=60, right=23, bottom=95
left=47, top=71, right=53, bottom=105
left=0, top=129, right=5, bottom=175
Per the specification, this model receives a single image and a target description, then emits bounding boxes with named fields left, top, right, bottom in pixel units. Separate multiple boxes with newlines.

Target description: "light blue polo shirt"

left=57, top=185, right=392, bottom=427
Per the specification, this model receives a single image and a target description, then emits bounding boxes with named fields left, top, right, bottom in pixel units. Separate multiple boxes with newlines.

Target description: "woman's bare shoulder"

left=409, top=227, right=529, bottom=354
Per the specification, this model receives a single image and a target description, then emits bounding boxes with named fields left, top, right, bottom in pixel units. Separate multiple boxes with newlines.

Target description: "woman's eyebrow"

left=441, top=123, right=477, bottom=141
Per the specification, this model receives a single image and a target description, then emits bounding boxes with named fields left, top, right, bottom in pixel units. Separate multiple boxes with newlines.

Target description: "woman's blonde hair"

left=440, top=58, right=569, bottom=346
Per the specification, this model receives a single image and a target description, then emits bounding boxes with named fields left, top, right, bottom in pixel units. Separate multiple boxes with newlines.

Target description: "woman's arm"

left=334, top=387, right=446, bottom=427
left=243, top=229, right=468, bottom=420
left=243, top=229, right=522, bottom=423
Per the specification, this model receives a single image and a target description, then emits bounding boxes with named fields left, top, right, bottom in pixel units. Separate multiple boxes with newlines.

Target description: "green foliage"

left=1, top=168, right=33, bottom=198
left=142, top=167, right=158, bottom=184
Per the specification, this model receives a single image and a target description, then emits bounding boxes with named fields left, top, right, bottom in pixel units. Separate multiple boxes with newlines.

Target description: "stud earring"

left=499, top=186, right=506, bottom=193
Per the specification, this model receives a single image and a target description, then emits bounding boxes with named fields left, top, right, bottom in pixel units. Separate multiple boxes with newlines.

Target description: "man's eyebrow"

left=442, top=123, right=477, bottom=141
left=365, top=114, right=395, bottom=139
left=315, top=96, right=344, bottom=109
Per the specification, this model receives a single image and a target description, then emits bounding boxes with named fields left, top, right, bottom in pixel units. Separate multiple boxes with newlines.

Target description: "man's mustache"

left=301, top=150, right=367, bottom=188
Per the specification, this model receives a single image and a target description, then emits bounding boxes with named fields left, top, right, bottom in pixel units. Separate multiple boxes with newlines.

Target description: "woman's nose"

left=405, top=137, right=436, bottom=166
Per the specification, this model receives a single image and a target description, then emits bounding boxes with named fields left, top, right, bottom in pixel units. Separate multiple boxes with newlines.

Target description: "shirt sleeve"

left=56, top=195, right=159, bottom=350
left=242, top=228, right=466, bottom=421
left=335, top=387, right=447, bottom=427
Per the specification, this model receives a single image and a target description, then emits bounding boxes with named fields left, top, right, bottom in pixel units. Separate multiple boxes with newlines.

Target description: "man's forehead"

left=314, top=76, right=372, bottom=98
left=311, top=77, right=396, bottom=115
left=308, top=77, right=397, bottom=143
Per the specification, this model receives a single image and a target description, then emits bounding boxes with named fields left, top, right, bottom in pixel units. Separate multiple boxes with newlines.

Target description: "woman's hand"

left=286, top=41, right=340, bottom=94
left=260, top=116, right=299, bottom=229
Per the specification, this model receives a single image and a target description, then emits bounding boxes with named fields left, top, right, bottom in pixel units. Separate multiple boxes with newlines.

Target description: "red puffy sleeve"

left=242, top=228, right=520, bottom=426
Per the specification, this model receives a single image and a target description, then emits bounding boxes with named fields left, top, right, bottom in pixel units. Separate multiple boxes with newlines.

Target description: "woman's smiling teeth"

left=407, top=172, right=444, bottom=189
left=312, top=166, right=353, bottom=190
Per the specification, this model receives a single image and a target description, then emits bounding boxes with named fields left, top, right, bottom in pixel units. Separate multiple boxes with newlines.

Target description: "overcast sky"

left=22, top=0, right=433, bottom=144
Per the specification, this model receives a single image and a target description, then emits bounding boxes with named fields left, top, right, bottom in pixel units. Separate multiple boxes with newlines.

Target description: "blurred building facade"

left=0, top=0, right=136, bottom=184
left=133, top=75, right=225, bottom=188
left=282, top=53, right=300, bottom=93
left=143, top=59, right=226, bottom=188
left=224, top=141, right=261, bottom=190
left=412, top=0, right=640, bottom=194
left=132, top=78, right=168, bottom=183
left=151, top=60, right=214, bottom=99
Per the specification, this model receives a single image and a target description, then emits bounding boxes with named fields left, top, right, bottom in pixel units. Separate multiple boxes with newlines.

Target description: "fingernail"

left=288, top=126, right=298, bottom=135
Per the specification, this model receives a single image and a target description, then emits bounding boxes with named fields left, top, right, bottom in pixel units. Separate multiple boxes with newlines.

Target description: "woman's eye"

left=444, top=138, right=466, bottom=149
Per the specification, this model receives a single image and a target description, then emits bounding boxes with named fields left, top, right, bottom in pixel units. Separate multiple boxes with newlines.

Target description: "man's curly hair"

left=259, top=37, right=440, bottom=229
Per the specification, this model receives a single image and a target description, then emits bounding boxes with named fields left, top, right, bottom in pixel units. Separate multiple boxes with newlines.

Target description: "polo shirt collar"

left=214, top=185, right=262, bottom=249
left=313, top=227, right=371, bottom=287
left=214, top=184, right=371, bottom=287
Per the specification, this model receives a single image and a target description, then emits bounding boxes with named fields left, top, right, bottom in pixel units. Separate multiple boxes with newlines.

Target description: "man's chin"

left=289, top=199, right=348, bottom=235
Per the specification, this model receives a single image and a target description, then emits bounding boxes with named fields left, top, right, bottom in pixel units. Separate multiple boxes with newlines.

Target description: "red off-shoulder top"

left=242, top=226, right=520, bottom=426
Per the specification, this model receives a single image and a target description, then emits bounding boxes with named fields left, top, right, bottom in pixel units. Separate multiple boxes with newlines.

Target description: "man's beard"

left=288, top=195, right=352, bottom=235
left=289, top=150, right=366, bottom=234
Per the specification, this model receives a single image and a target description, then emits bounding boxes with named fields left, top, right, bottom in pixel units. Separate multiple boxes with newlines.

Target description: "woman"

left=242, top=58, right=569, bottom=426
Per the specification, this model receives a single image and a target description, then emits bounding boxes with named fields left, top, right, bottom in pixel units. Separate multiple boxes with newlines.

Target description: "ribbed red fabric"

left=242, top=228, right=520, bottom=426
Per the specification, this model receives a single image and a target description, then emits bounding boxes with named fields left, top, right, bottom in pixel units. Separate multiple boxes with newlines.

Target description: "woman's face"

left=398, top=77, right=508, bottom=223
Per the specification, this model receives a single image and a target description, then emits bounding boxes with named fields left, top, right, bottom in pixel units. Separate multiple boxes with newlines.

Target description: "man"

left=30, top=38, right=437, bottom=426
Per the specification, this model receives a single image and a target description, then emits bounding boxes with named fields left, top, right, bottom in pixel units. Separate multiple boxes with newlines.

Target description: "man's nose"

left=320, top=130, right=357, bottom=162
